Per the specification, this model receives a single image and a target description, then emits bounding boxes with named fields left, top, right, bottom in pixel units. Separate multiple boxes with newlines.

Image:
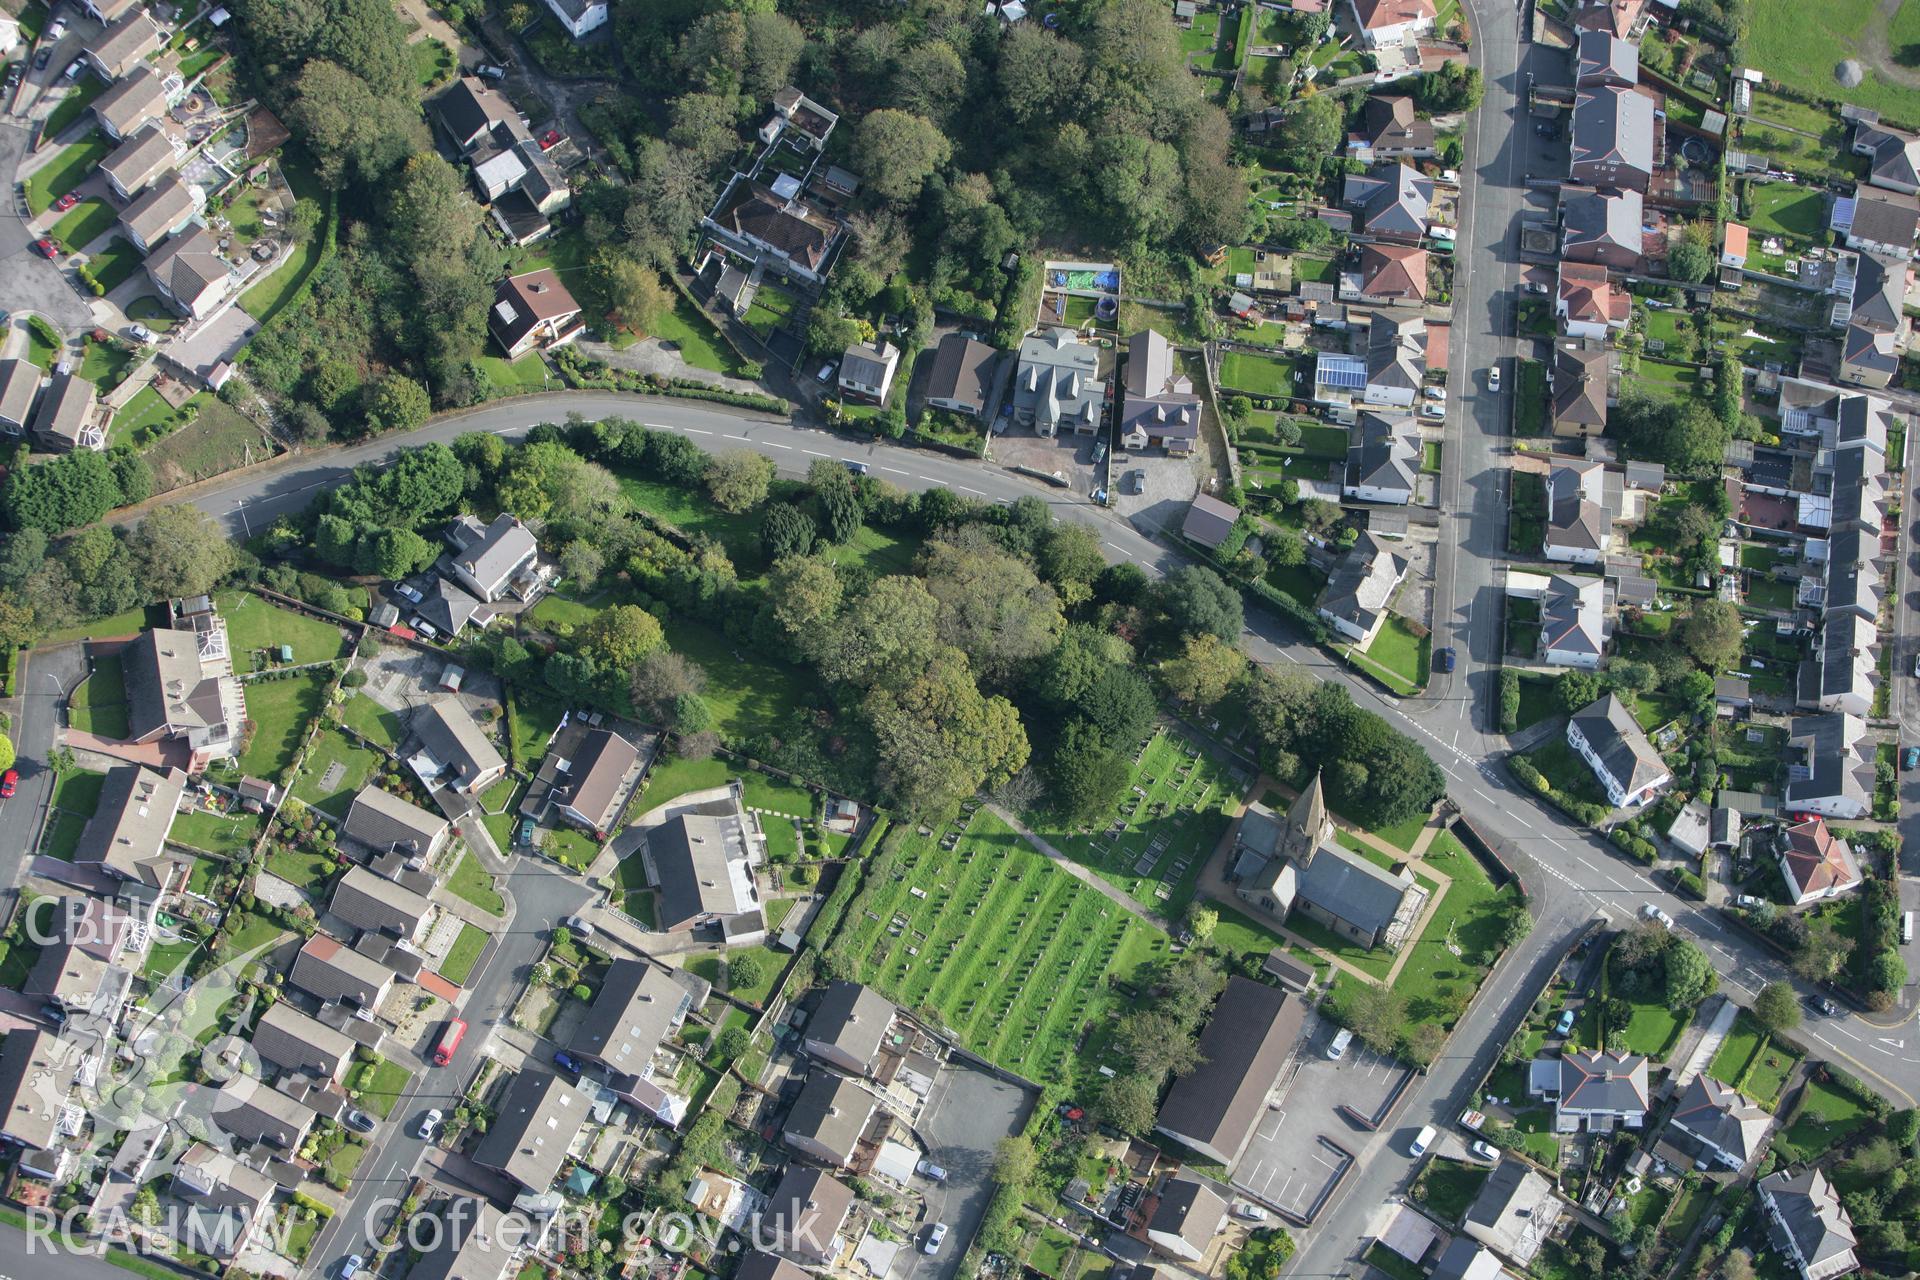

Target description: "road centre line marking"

left=957, top=485, right=986, bottom=496
left=803, top=449, right=828, bottom=457
left=683, top=428, right=712, bottom=435
left=1574, top=856, right=1595, bottom=870
left=881, top=466, right=908, bottom=475
left=765, top=442, right=790, bottom=449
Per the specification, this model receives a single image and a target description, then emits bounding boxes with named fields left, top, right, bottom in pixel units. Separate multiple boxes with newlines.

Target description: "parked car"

left=1409, top=1125, right=1437, bottom=1158
left=538, top=129, right=562, bottom=150
left=41, top=1003, right=66, bottom=1024
left=1735, top=894, right=1766, bottom=909
left=0, top=769, right=15, bottom=799
left=416, top=1108, right=443, bottom=1139
left=1640, top=903, right=1674, bottom=929
left=844, top=460, right=870, bottom=475
left=128, top=323, right=157, bottom=344
left=342, top=1109, right=375, bottom=1133
left=1904, top=746, right=1919, bottom=771
left=3, top=64, right=20, bottom=92
left=1486, top=365, right=1501, bottom=392
left=1553, top=1008, right=1575, bottom=1036
left=340, top=1256, right=364, bottom=1280
left=1815, top=995, right=1840, bottom=1016
left=1470, top=1140, right=1499, bottom=1162
left=1127, top=468, right=1146, bottom=494
left=1231, top=1202, right=1269, bottom=1222
left=413, top=619, right=440, bottom=640
left=45, top=18, right=67, bottom=41
left=1913, top=652, right=1919, bottom=678
left=554, top=1050, right=583, bottom=1074
left=62, top=58, right=85, bottom=80
left=562, top=915, right=594, bottom=937
left=1422, top=385, right=1447, bottom=401
left=916, top=1159, right=948, bottom=1182
left=1092, top=439, right=1108, bottom=463
left=31, top=237, right=58, bottom=258
left=472, top=63, right=507, bottom=80
left=922, top=1224, right=948, bottom=1256
left=33, top=49, right=51, bottom=71
left=393, top=582, right=422, bottom=603
left=1458, top=1109, right=1486, bottom=1131
left=1421, top=402, right=1445, bottom=420
left=52, top=191, right=78, bottom=212
left=1434, top=647, right=1456, bottom=673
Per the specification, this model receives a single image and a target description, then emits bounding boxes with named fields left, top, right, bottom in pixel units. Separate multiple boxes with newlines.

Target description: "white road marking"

left=1604, top=875, right=1631, bottom=891
left=765, top=442, right=790, bottom=450
left=1574, top=856, right=1595, bottom=870
left=1809, top=1031, right=1834, bottom=1048
left=1881, top=1037, right=1907, bottom=1049
left=683, top=428, right=712, bottom=435
left=1837, top=1026, right=1863, bottom=1042
left=803, top=449, right=828, bottom=457
left=881, top=466, right=909, bottom=475
left=1509, top=812, right=1532, bottom=829
left=957, top=485, right=987, bottom=496
left=1541, top=838, right=1564, bottom=850
left=725, top=434, right=749, bottom=441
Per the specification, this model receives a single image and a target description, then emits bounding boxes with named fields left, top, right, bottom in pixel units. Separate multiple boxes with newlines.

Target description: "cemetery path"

left=985, top=804, right=1169, bottom=929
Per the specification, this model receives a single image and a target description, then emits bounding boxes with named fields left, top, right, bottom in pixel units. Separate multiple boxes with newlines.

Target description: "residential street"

left=0, top=645, right=85, bottom=908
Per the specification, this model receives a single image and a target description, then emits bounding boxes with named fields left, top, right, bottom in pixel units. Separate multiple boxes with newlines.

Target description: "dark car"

left=0, top=769, right=15, bottom=799
left=342, top=1108, right=375, bottom=1133
left=1434, top=646, right=1456, bottom=673
left=33, top=49, right=51, bottom=71
left=31, top=237, right=58, bottom=258
left=4, top=65, right=20, bottom=91
left=553, top=1050, right=582, bottom=1074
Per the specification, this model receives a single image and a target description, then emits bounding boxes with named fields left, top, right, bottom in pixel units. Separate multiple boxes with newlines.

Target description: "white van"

left=1903, top=911, right=1914, bottom=945
left=1327, top=1028, right=1353, bottom=1060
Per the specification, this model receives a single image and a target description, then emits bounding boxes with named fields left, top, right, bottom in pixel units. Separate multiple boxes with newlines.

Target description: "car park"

left=922, top=1223, right=948, bottom=1255
left=1409, top=1125, right=1436, bottom=1157
left=416, top=1108, right=443, bottom=1138
left=1326, top=1027, right=1353, bottom=1060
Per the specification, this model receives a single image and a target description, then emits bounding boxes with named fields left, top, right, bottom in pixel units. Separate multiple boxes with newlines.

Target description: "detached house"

left=1350, top=96, right=1435, bottom=162
left=488, top=269, right=583, bottom=359
left=837, top=339, right=900, bottom=404
left=1570, top=85, right=1656, bottom=193
left=1551, top=344, right=1611, bottom=438
left=1776, top=816, right=1863, bottom=905
left=923, top=334, right=996, bottom=417
left=1540, top=573, right=1607, bottom=668
left=1012, top=329, right=1104, bottom=436
left=1344, top=162, right=1433, bottom=243
left=707, top=179, right=841, bottom=284
left=639, top=806, right=766, bottom=939
left=1119, top=329, right=1201, bottom=454
left=1146, top=1172, right=1228, bottom=1263
left=1316, top=531, right=1410, bottom=646
left=251, top=1002, right=357, bottom=1083
left=1669, top=1075, right=1770, bottom=1170
left=341, top=786, right=449, bottom=860
left=1347, top=0, right=1436, bottom=47
left=1462, top=1159, right=1564, bottom=1268
left=144, top=224, right=239, bottom=321
left=1343, top=412, right=1420, bottom=504
left=1561, top=186, right=1644, bottom=270
left=551, top=727, right=639, bottom=838
left=1537, top=1047, right=1649, bottom=1131
left=1852, top=118, right=1920, bottom=194
left=1545, top=459, right=1611, bottom=562
left=1557, top=263, right=1628, bottom=340
left=1181, top=494, right=1241, bottom=549
left=408, top=696, right=507, bottom=797
left=1349, top=242, right=1430, bottom=305
left=1758, top=1168, right=1860, bottom=1280
left=445, top=512, right=539, bottom=603
left=29, top=371, right=104, bottom=453
left=93, top=65, right=168, bottom=142
left=1566, top=693, right=1668, bottom=807
left=123, top=596, right=245, bottom=767
left=541, top=0, right=608, bottom=39
left=76, top=764, right=186, bottom=888
left=433, top=77, right=569, bottom=244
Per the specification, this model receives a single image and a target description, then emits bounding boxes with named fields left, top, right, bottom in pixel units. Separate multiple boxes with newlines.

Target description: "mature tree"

left=991, top=1135, right=1039, bottom=1188
left=1113, top=1009, right=1203, bottom=1079
left=385, top=151, right=482, bottom=273
left=1161, top=632, right=1245, bottom=708
left=668, top=91, right=744, bottom=168
left=560, top=540, right=604, bottom=588
left=854, top=110, right=952, bottom=203
left=725, top=951, right=763, bottom=993
left=997, top=25, right=1085, bottom=125
left=1668, top=239, right=1713, bottom=283
left=1557, top=669, right=1604, bottom=714
left=631, top=649, right=707, bottom=722
left=1155, top=564, right=1243, bottom=642
left=705, top=449, right=775, bottom=514
left=864, top=648, right=1029, bottom=818
left=595, top=250, right=671, bottom=336
left=2, top=449, right=129, bottom=533
left=1344, top=984, right=1408, bottom=1055
left=807, top=458, right=865, bottom=543
left=1038, top=522, right=1106, bottom=606
left=741, top=11, right=806, bottom=98
left=1081, top=666, right=1157, bottom=748
left=496, top=441, right=612, bottom=523
left=1094, top=1071, right=1158, bottom=1134
left=1495, top=899, right=1534, bottom=950
left=284, top=60, right=423, bottom=187
left=1095, top=132, right=1182, bottom=247
left=1752, top=981, right=1801, bottom=1033
left=817, top=575, right=941, bottom=688
left=765, top=555, right=844, bottom=644
left=0, top=527, right=48, bottom=590
left=362, top=372, right=431, bottom=435
left=124, top=505, right=238, bottom=599
left=1663, top=937, right=1719, bottom=1007
left=579, top=605, right=665, bottom=669
left=1679, top=600, right=1743, bottom=672
left=1270, top=94, right=1342, bottom=162
left=1048, top=718, right=1131, bottom=824
left=354, top=526, right=437, bottom=579
left=920, top=540, right=1064, bottom=687
left=761, top=502, right=817, bottom=561
left=1187, top=904, right=1217, bottom=941
left=1033, top=623, right=1131, bottom=709
left=892, top=41, right=968, bottom=126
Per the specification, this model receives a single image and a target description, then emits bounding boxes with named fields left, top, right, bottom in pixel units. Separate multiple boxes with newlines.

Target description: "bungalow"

left=783, top=1072, right=876, bottom=1168
left=1566, top=694, right=1668, bottom=806
left=923, top=334, right=996, bottom=417
left=83, top=10, right=164, bottom=80
left=1775, top=816, right=1863, bottom=905
left=1145, top=1172, right=1228, bottom=1263
left=29, top=371, right=104, bottom=453
left=1153, top=977, right=1304, bottom=1166
left=250, top=1002, right=357, bottom=1083
left=763, top=1166, right=855, bottom=1266
left=1347, top=0, right=1436, bottom=48
left=1012, top=329, right=1104, bottom=436
left=488, top=269, right=583, bottom=359
left=1540, top=573, right=1607, bottom=668
left=1119, top=329, right=1201, bottom=454
left=408, top=696, right=507, bottom=797
left=119, top=172, right=200, bottom=254
left=838, top=339, right=900, bottom=404
left=445, top=512, right=539, bottom=603
left=92, top=65, right=168, bottom=142
left=1557, top=262, right=1629, bottom=339
left=804, top=982, right=900, bottom=1077
left=639, top=806, right=766, bottom=938
left=1349, top=242, right=1430, bottom=305
left=1669, top=1075, right=1770, bottom=1170
left=1343, top=411, right=1420, bottom=504
left=1757, top=1168, right=1860, bottom=1280
left=1561, top=186, right=1644, bottom=270
left=1551, top=344, right=1611, bottom=438
left=1545, top=459, right=1611, bottom=562
left=552, top=727, right=639, bottom=837
left=144, top=224, right=239, bottom=321
left=1181, top=494, right=1241, bottom=549
left=1570, top=84, right=1656, bottom=193
left=0, top=359, right=39, bottom=434
left=1316, top=531, right=1409, bottom=645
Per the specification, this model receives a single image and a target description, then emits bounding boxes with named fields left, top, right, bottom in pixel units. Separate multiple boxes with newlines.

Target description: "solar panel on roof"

left=1316, top=355, right=1366, bottom=390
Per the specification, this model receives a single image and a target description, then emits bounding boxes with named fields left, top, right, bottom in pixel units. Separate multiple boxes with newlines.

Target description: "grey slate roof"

left=1012, top=329, right=1103, bottom=432
left=764, top=1166, right=854, bottom=1261
left=0, top=1029, right=73, bottom=1153
left=250, top=1002, right=356, bottom=1080
left=1547, top=461, right=1610, bottom=549
left=1561, top=186, right=1643, bottom=261
left=415, top=577, right=484, bottom=635
left=448, top=513, right=536, bottom=599
left=0, top=358, right=39, bottom=429
left=1154, top=977, right=1303, bottom=1163
left=1541, top=573, right=1605, bottom=656
left=1670, top=1075, right=1770, bottom=1165
left=1847, top=189, right=1920, bottom=248
left=555, top=727, right=638, bottom=831
left=1857, top=122, right=1920, bottom=190
left=410, top=1199, right=515, bottom=1280
left=840, top=339, right=898, bottom=390
left=1360, top=95, right=1434, bottom=153
left=1148, top=1172, right=1227, bottom=1254
left=1366, top=312, right=1427, bottom=390
left=645, top=811, right=759, bottom=930
left=1576, top=28, right=1637, bottom=85
left=1849, top=252, right=1904, bottom=332
left=75, top=764, right=184, bottom=885
left=328, top=863, right=434, bottom=939
left=1345, top=412, right=1419, bottom=499
left=119, top=172, right=198, bottom=248
left=1569, top=694, right=1666, bottom=797
left=1119, top=329, right=1200, bottom=442
left=144, top=223, right=233, bottom=309
left=1759, top=1168, right=1858, bottom=1279
left=806, top=982, right=898, bottom=1072
left=1558, top=1048, right=1648, bottom=1115
left=924, top=334, right=996, bottom=413
left=569, top=959, right=691, bottom=1074
left=1181, top=493, right=1241, bottom=548
left=1299, top=843, right=1413, bottom=936
left=341, top=786, right=448, bottom=857
left=474, top=1069, right=586, bottom=1191
left=1317, top=531, right=1408, bottom=634
left=1571, top=85, right=1656, bottom=189
left=1344, top=162, right=1433, bottom=238
left=212, top=1073, right=318, bottom=1152
left=29, top=371, right=100, bottom=451
left=291, top=933, right=395, bottom=1007
left=411, top=696, right=506, bottom=792
left=1784, top=714, right=1875, bottom=815
left=1552, top=345, right=1610, bottom=431
left=784, top=1072, right=874, bottom=1164
left=93, top=65, right=168, bottom=138
left=86, top=10, right=163, bottom=77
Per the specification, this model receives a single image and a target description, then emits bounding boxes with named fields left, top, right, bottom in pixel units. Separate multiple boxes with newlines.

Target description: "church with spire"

left=1229, top=774, right=1426, bottom=951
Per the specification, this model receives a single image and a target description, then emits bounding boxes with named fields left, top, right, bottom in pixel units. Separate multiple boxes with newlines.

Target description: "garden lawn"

left=236, top=671, right=330, bottom=782
left=78, top=339, right=135, bottom=391
left=290, top=727, right=381, bottom=819
left=411, top=36, right=454, bottom=87
left=478, top=352, right=550, bottom=391
left=446, top=852, right=505, bottom=916
left=142, top=395, right=271, bottom=494
left=1748, top=181, right=1827, bottom=239
left=109, top=384, right=181, bottom=445
left=1030, top=727, right=1242, bottom=920
left=169, top=809, right=262, bottom=855
left=340, top=694, right=402, bottom=750
left=637, top=755, right=731, bottom=812
left=662, top=615, right=812, bottom=744
left=1706, top=1010, right=1765, bottom=1090
left=215, top=590, right=344, bottom=665
left=70, top=649, right=129, bottom=738
left=1417, top=1159, right=1490, bottom=1223
left=507, top=688, right=565, bottom=769
left=648, top=293, right=753, bottom=378
left=36, top=100, right=107, bottom=170
left=1219, top=351, right=1299, bottom=397
left=1348, top=616, right=1428, bottom=695
left=438, top=923, right=488, bottom=985
left=49, top=198, right=115, bottom=252
left=238, top=206, right=327, bottom=324
left=1520, top=737, right=1608, bottom=807
left=828, top=808, right=1175, bottom=1090
left=351, top=1056, right=413, bottom=1119
left=265, top=846, right=337, bottom=893
left=1776, top=1078, right=1872, bottom=1160
left=1614, top=998, right=1687, bottom=1059
left=614, top=474, right=764, bottom=565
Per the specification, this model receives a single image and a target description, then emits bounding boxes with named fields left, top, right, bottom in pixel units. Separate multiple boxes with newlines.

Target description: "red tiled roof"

left=1781, top=818, right=1860, bottom=897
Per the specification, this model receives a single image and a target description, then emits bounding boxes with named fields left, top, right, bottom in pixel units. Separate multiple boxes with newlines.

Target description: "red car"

left=0, top=770, right=17, bottom=799
left=32, top=238, right=59, bottom=258
left=52, top=192, right=79, bottom=212
left=538, top=129, right=562, bottom=151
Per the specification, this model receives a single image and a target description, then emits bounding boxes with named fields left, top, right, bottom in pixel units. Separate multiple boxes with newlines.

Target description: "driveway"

left=0, top=123, right=97, bottom=335
left=895, top=1058, right=1033, bottom=1280
left=0, top=644, right=85, bottom=902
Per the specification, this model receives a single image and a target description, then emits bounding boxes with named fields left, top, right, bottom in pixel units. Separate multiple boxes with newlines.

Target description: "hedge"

left=552, top=346, right=789, bottom=414
left=1498, top=668, right=1520, bottom=733
left=1610, top=827, right=1657, bottom=865
left=1507, top=755, right=1610, bottom=827
left=1668, top=868, right=1706, bottom=899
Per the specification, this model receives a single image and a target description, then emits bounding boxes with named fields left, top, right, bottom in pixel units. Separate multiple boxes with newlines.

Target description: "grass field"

left=662, top=615, right=812, bottom=744
left=831, top=810, right=1170, bottom=1087
left=69, top=650, right=129, bottom=739
left=1776, top=1078, right=1873, bottom=1160
left=143, top=397, right=274, bottom=494
left=216, top=591, right=345, bottom=666
left=1747, top=0, right=1920, bottom=124
left=615, top=475, right=764, bottom=565
left=506, top=688, right=565, bottom=768
left=289, top=727, right=381, bottom=818
left=236, top=671, right=329, bottom=782
left=446, top=851, right=505, bottom=916
left=1219, top=351, right=1300, bottom=397
left=340, top=694, right=402, bottom=750
left=28, top=135, right=110, bottom=215
left=49, top=198, right=116, bottom=252
left=1031, top=727, right=1244, bottom=919
left=438, top=922, right=488, bottom=985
